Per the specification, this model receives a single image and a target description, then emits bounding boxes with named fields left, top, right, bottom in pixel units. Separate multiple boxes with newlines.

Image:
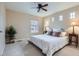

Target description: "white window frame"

left=70, top=12, right=76, bottom=19
left=30, top=20, right=39, bottom=33
left=59, top=15, right=63, bottom=21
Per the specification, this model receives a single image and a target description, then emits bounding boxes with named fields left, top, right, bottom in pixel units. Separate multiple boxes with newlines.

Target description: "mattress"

left=29, top=34, right=69, bottom=56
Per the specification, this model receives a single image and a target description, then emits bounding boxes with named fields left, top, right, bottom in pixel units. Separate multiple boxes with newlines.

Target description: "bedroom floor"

left=2, top=41, right=79, bottom=56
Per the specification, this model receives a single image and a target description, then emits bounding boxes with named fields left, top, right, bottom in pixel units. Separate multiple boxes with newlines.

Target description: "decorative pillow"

left=44, top=27, right=53, bottom=35
left=44, top=30, right=53, bottom=35
left=43, top=31, right=47, bottom=34
left=60, top=32, right=67, bottom=37
left=48, top=30, right=53, bottom=35
left=52, top=32, right=61, bottom=37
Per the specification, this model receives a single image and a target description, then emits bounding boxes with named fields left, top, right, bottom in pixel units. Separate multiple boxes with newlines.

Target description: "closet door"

left=0, top=14, right=4, bottom=55
left=0, top=4, right=5, bottom=55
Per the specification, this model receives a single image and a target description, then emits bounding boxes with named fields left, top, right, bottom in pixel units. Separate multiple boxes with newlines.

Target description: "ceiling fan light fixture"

left=36, top=3, right=48, bottom=12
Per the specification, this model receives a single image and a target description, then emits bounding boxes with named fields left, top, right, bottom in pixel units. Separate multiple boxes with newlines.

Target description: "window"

left=31, top=20, right=39, bottom=33
left=70, top=12, right=76, bottom=19
left=52, top=17, right=54, bottom=22
left=59, top=15, right=63, bottom=21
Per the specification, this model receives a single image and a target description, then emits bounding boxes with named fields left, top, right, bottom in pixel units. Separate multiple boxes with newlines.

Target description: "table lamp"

left=71, top=21, right=79, bottom=34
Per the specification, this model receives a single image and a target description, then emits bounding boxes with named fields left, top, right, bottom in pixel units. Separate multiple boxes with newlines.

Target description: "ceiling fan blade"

left=37, top=8, right=40, bottom=12
left=42, top=4, right=48, bottom=7
left=41, top=8, right=47, bottom=11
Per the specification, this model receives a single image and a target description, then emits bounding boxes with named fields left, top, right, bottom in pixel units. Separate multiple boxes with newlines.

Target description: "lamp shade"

left=44, top=20, right=49, bottom=27
left=70, top=19, right=79, bottom=26
left=71, top=22, right=77, bottom=26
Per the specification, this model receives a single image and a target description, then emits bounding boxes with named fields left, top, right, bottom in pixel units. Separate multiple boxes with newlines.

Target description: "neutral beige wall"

left=6, top=10, right=43, bottom=40
left=44, top=5, right=79, bottom=34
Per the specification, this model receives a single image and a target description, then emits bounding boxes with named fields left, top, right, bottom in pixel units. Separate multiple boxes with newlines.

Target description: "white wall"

left=0, top=3, right=6, bottom=55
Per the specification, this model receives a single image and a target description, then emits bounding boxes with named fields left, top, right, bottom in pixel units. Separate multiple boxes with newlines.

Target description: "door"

left=0, top=4, right=5, bottom=55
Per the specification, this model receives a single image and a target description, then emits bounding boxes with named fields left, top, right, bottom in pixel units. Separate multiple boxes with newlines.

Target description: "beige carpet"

left=54, top=45, right=79, bottom=56
left=24, top=43, right=43, bottom=56
left=24, top=43, right=79, bottom=56
left=3, top=41, right=79, bottom=56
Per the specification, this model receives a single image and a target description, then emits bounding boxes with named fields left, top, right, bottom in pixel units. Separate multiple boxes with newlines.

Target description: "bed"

left=29, top=34, right=69, bottom=56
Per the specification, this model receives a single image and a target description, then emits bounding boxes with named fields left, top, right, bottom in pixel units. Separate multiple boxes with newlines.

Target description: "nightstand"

left=69, top=33, right=78, bottom=48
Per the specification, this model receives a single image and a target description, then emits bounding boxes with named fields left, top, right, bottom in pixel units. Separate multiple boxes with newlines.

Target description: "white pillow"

left=60, top=32, right=67, bottom=37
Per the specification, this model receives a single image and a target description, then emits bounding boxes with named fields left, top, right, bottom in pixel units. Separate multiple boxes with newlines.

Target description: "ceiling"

left=5, top=2, right=79, bottom=17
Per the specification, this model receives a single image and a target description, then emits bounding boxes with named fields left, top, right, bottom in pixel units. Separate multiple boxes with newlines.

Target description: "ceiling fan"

left=36, top=3, right=48, bottom=12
